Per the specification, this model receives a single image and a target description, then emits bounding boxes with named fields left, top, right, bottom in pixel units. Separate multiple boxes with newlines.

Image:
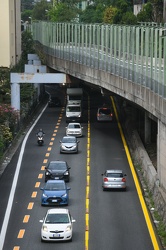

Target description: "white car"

left=40, top=208, right=76, bottom=242
left=66, top=123, right=83, bottom=137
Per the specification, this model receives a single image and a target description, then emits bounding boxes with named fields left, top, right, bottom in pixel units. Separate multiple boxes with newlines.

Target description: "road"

left=0, top=86, right=161, bottom=250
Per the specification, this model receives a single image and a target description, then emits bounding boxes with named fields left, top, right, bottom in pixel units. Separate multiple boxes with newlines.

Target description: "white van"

left=66, top=103, right=82, bottom=123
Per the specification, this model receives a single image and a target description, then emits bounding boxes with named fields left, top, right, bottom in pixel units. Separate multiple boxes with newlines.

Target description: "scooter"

left=37, top=135, right=44, bottom=146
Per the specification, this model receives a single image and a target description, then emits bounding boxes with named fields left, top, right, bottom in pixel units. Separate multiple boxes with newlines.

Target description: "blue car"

left=40, top=180, right=70, bottom=206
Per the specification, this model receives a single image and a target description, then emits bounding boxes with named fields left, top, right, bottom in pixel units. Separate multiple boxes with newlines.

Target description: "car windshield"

left=45, top=214, right=70, bottom=224
left=107, top=173, right=123, bottom=178
left=44, top=182, right=65, bottom=190
left=68, top=124, right=80, bottom=129
left=67, top=106, right=80, bottom=112
left=99, top=108, right=112, bottom=115
left=48, top=162, right=67, bottom=170
left=62, top=137, right=76, bottom=143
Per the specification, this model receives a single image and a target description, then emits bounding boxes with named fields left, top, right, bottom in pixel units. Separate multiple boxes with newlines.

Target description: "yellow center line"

left=41, top=166, right=45, bottom=170
left=35, top=182, right=40, bottom=188
left=38, top=173, right=43, bottom=179
left=51, top=138, right=55, bottom=141
left=85, top=97, right=90, bottom=250
left=13, top=247, right=20, bottom=250
left=23, top=215, right=30, bottom=223
left=45, top=153, right=50, bottom=157
left=17, top=229, right=25, bottom=238
left=52, top=133, right=56, bottom=136
left=27, top=202, right=34, bottom=209
left=31, top=191, right=37, bottom=198
left=47, top=147, right=52, bottom=151
left=49, top=142, right=53, bottom=145
left=54, top=130, right=58, bottom=132
left=55, top=126, right=59, bottom=128
left=43, top=159, right=48, bottom=164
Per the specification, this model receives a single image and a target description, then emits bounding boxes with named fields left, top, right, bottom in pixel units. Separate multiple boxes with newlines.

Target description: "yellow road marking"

left=17, top=229, right=25, bottom=238
left=38, top=173, right=43, bottom=179
left=52, top=133, right=56, bottom=136
left=27, top=202, right=34, bottom=209
left=35, top=182, right=40, bottom=188
left=111, top=96, right=160, bottom=250
left=49, top=142, right=53, bottom=145
left=13, top=247, right=20, bottom=250
left=41, top=166, right=45, bottom=170
left=45, top=153, right=50, bottom=157
left=23, top=215, right=30, bottom=223
left=54, top=130, right=57, bottom=132
left=43, top=159, right=48, bottom=163
left=51, top=138, right=55, bottom=141
left=31, top=192, right=37, bottom=198
left=55, top=126, right=59, bottom=129
left=47, top=147, right=52, bottom=151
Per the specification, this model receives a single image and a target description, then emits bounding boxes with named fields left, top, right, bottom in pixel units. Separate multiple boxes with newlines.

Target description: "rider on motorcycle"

left=36, top=128, right=45, bottom=137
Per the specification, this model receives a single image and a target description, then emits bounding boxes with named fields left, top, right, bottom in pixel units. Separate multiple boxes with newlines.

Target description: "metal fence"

left=32, top=21, right=166, bottom=98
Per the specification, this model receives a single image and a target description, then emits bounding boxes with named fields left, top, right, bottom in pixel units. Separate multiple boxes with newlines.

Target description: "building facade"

left=0, top=0, right=21, bottom=68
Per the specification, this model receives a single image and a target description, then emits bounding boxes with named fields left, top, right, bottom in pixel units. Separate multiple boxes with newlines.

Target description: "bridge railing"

left=32, top=21, right=166, bottom=99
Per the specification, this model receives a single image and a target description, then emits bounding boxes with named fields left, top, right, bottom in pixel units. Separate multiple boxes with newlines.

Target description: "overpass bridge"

left=31, top=21, right=166, bottom=191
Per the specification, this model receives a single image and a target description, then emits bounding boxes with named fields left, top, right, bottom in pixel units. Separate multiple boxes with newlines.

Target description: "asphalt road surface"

left=0, top=86, right=161, bottom=250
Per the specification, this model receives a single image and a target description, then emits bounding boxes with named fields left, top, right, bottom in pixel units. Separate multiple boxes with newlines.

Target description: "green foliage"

left=103, top=6, right=118, bottom=24
left=121, top=11, right=138, bottom=24
left=80, top=4, right=105, bottom=23
left=21, top=9, right=33, bottom=22
left=48, top=3, right=79, bottom=22
left=32, top=0, right=51, bottom=21
left=137, top=2, right=154, bottom=22
left=0, top=125, right=13, bottom=146
left=0, top=68, right=10, bottom=103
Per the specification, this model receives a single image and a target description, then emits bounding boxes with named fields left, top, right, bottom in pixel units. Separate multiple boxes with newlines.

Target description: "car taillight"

left=104, top=177, right=108, bottom=182
left=110, top=113, right=113, bottom=117
left=122, top=177, right=126, bottom=182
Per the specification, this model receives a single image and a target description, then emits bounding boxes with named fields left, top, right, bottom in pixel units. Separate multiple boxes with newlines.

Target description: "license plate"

left=52, top=199, right=57, bottom=202
left=55, top=177, right=59, bottom=179
left=53, top=233, right=60, bottom=237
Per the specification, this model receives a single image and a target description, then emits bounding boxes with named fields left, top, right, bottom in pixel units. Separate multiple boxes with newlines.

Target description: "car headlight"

left=43, top=193, right=48, bottom=198
left=61, top=145, right=66, bottom=149
left=46, top=172, right=50, bottom=176
left=66, top=225, right=71, bottom=232
left=64, top=172, right=69, bottom=175
left=42, top=225, right=48, bottom=232
left=72, top=145, right=77, bottom=149
left=62, top=193, right=67, bottom=198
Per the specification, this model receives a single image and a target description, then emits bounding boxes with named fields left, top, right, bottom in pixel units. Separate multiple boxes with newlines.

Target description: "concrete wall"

left=0, top=0, right=21, bottom=68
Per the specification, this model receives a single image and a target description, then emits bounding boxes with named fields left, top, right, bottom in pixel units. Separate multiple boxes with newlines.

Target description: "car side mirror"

left=40, top=187, right=44, bottom=190
left=67, top=187, right=71, bottom=190
left=72, top=219, right=76, bottom=223
left=59, top=141, right=62, bottom=143
left=39, top=220, right=43, bottom=223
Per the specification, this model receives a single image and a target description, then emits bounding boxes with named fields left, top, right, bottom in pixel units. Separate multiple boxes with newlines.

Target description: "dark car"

left=45, top=161, right=70, bottom=182
left=48, top=96, right=61, bottom=107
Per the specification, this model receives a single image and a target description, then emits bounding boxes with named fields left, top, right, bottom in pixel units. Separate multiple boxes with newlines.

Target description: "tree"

left=32, top=0, right=50, bottom=21
left=48, top=3, right=79, bottom=22
left=137, top=2, right=154, bottom=22
left=103, top=6, right=118, bottom=24
left=21, top=9, right=33, bottom=22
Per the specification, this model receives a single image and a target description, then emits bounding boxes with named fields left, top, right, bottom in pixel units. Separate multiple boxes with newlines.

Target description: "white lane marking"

left=0, top=104, right=47, bottom=250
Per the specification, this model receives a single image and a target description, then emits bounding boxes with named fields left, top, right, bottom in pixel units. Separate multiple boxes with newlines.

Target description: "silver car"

left=97, top=107, right=113, bottom=122
left=102, top=170, right=127, bottom=191
left=60, top=136, right=80, bottom=154
left=66, top=123, right=83, bottom=137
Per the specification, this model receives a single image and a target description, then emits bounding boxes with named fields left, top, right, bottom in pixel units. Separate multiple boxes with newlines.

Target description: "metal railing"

left=32, top=21, right=166, bottom=98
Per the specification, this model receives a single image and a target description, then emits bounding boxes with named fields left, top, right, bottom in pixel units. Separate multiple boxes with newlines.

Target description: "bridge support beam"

left=144, top=112, right=151, bottom=144
left=157, top=120, right=166, bottom=190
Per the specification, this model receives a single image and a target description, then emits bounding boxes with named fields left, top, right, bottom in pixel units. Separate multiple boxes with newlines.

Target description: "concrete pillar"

left=144, top=112, right=151, bottom=144
left=157, top=120, right=166, bottom=190
left=11, top=82, right=20, bottom=111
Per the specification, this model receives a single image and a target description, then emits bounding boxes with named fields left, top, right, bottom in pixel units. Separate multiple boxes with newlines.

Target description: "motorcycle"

left=36, top=132, right=45, bottom=146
